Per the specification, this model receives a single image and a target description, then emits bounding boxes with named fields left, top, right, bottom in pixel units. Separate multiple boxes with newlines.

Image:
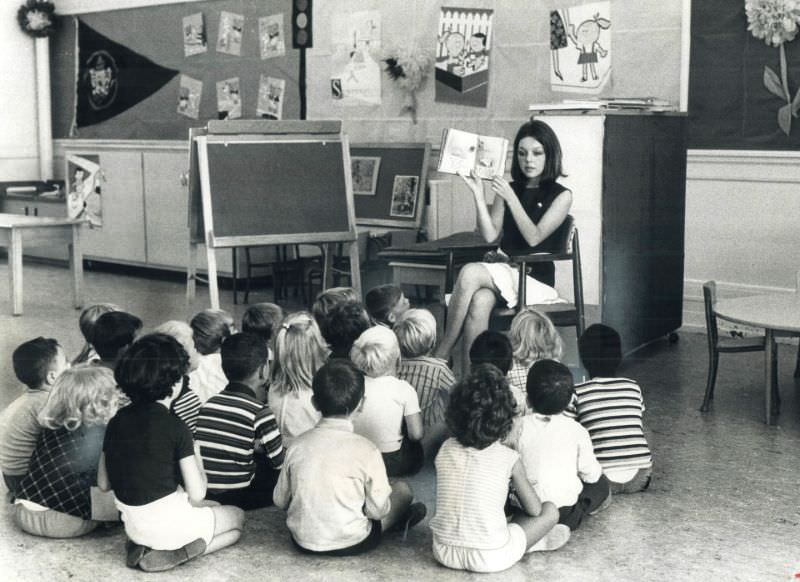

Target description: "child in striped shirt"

left=576, top=324, right=652, bottom=494
left=195, top=333, right=284, bottom=510
left=155, top=320, right=203, bottom=433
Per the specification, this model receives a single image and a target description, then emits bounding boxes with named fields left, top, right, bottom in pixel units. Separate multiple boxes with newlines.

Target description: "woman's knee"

left=455, top=263, right=490, bottom=291
left=467, top=288, right=497, bottom=316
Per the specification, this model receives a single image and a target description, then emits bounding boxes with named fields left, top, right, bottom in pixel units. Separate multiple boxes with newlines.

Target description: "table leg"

left=9, top=228, right=23, bottom=316
left=765, top=329, right=775, bottom=424
left=69, top=224, right=83, bottom=310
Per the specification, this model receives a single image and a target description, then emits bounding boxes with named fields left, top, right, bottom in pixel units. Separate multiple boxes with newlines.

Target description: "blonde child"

left=71, top=303, right=120, bottom=366
left=14, top=367, right=120, bottom=538
left=267, top=312, right=329, bottom=447
left=189, top=309, right=235, bottom=402
left=155, top=320, right=203, bottom=433
left=350, top=326, right=424, bottom=477
left=507, top=308, right=563, bottom=415
left=430, top=364, right=569, bottom=573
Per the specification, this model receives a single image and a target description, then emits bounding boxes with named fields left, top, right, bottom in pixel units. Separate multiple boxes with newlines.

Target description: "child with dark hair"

left=189, top=309, right=235, bottom=402
left=576, top=324, right=652, bottom=494
left=241, top=302, right=284, bottom=344
left=91, top=311, right=143, bottom=369
left=365, top=284, right=410, bottom=326
left=318, top=300, right=372, bottom=359
left=311, top=286, right=360, bottom=324
left=507, top=360, right=611, bottom=532
left=1, top=337, right=68, bottom=498
left=430, top=364, right=569, bottom=573
left=195, top=333, right=284, bottom=510
left=274, top=360, right=426, bottom=556
left=469, top=330, right=514, bottom=374
left=99, top=333, right=244, bottom=572
left=71, top=303, right=120, bottom=366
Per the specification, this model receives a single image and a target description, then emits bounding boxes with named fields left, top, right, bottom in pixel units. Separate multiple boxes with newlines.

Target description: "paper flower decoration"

left=17, top=0, right=57, bottom=38
left=745, top=0, right=800, bottom=134
left=382, top=45, right=433, bottom=123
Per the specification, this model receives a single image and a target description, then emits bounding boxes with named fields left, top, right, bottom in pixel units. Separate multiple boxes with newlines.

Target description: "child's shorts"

left=116, top=490, right=215, bottom=551
left=293, top=519, right=382, bottom=557
left=432, top=524, right=527, bottom=573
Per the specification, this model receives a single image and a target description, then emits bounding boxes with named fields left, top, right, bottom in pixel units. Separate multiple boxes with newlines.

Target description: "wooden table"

left=0, top=214, right=84, bottom=315
left=715, top=293, right=800, bottom=424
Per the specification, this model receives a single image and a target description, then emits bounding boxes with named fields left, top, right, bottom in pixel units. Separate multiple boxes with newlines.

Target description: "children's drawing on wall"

left=389, top=175, right=419, bottom=218
left=183, top=12, right=207, bottom=57
left=550, top=2, right=611, bottom=93
left=259, top=14, right=286, bottom=60
left=216, top=77, right=242, bottom=119
left=351, top=157, right=381, bottom=196
left=177, top=75, right=202, bottom=119
left=217, top=11, right=244, bottom=56
left=435, top=7, right=493, bottom=107
left=330, top=11, right=382, bottom=105
left=66, top=154, right=103, bottom=229
left=257, top=75, right=285, bottom=120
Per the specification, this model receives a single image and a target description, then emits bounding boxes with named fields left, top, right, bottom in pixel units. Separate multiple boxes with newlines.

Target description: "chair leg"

left=772, top=344, right=781, bottom=415
left=794, top=340, right=800, bottom=377
left=244, top=247, right=252, bottom=305
left=701, top=351, right=719, bottom=412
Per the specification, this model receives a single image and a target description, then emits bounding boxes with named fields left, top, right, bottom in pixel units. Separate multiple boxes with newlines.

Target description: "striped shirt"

left=430, top=439, right=519, bottom=550
left=396, top=356, right=455, bottom=427
left=170, top=376, right=201, bottom=433
left=573, top=377, right=652, bottom=479
left=195, top=382, right=284, bottom=491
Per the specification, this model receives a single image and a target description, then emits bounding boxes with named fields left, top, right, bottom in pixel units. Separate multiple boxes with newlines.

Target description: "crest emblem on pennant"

left=84, top=50, right=118, bottom=110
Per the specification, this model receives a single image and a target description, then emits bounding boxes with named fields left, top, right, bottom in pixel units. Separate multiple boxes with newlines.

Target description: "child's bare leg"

left=380, top=480, right=414, bottom=531
left=205, top=506, right=245, bottom=554
left=435, top=264, right=495, bottom=361
left=511, top=502, right=560, bottom=549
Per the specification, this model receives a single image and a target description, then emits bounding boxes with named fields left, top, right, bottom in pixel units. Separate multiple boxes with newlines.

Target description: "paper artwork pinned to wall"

left=550, top=2, right=611, bottom=93
left=351, top=157, right=381, bottom=196
left=217, top=11, right=244, bottom=56
left=259, top=14, right=286, bottom=59
left=66, top=154, right=103, bottom=229
left=435, top=7, right=493, bottom=107
left=389, top=175, right=419, bottom=218
left=330, top=11, right=382, bottom=106
left=183, top=12, right=207, bottom=56
left=257, top=75, right=285, bottom=119
left=177, top=75, right=202, bottom=119
left=216, top=77, right=242, bottom=119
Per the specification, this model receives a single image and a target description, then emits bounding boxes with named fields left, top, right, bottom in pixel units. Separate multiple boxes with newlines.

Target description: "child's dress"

left=267, top=386, right=321, bottom=448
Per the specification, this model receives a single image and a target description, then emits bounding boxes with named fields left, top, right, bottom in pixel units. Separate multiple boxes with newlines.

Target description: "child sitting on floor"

left=99, top=333, right=244, bottom=572
left=14, top=367, right=120, bottom=538
left=267, top=312, right=328, bottom=447
left=274, top=360, right=426, bottom=556
left=195, top=333, right=284, bottom=510
left=350, top=326, right=424, bottom=477
left=71, top=303, right=120, bottom=366
left=507, top=308, right=564, bottom=415
left=469, top=330, right=514, bottom=375
left=241, top=302, right=284, bottom=369
left=365, top=284, right=410, bottom=327
left=0, top=337, right=69, bottom=499
left=576, top=324, right=653, bottom=493
left=155, top=320, right=203, bottom=433
left=91, top=311, right=143, bottom=370
left=189, top=309, right=235, bottom=402
left=311, top=286, right=359, bottom=326
left=507, top=360, right=611, bottom=532
left=318, top=300, right=373, bottom=359
left=430, top=364, right=569, bottom=574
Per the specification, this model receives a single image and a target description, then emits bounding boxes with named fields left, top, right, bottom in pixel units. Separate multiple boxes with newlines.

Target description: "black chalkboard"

left=349, top=143, right=430, bottom=229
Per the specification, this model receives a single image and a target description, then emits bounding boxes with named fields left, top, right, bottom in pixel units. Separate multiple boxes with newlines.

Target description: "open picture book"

left=437, top=128, right=509, bottom=179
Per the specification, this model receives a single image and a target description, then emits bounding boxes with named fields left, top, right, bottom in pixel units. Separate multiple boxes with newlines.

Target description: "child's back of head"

left=73, top=303, right=120, bottom=365
left=311, top=286, right=359, bottom=324
left=115, top=333, right=189, bottom=405
left=92, top=311, right=143, bottom=363
left=318, top=300, right=372, bottom=359
left=311, top=359, right=365, bottom=418
left=393, top=308, right=437, bottom=358
left=12, top=337, right=64, bottom=390
left=350, top=325, right=400, bottom=378
left=578, top=324, right=622, bottom=379
left=526, top=359, right=574, bottom=415
left=241, top=302, right=284, bottom=344
left=469, top=330, right=513, bottom=374
left=190, top=308, right=235, bottom=355
left=271, top=311, right=329, bottom=394
left=509, top=307, right=563, bottom=367
left=365, top=284, right=409, bottom=326
left=38, top=366, right=120, bottom=431
left=446, top=363, right=516, bottom=449
left=220, top=333, right=268, bottom=384
left=154, top=320, right=201, bottom=372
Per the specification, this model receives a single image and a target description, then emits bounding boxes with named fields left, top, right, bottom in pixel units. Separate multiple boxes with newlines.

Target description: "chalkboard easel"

left=186, top=120, right=361, bottom=308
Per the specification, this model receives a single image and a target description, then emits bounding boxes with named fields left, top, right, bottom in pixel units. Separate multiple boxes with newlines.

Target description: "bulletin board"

left=50, top=0, right=299, bottom=140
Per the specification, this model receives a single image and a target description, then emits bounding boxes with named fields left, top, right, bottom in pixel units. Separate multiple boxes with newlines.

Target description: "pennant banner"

left=75, top=19, right=178, bottom=128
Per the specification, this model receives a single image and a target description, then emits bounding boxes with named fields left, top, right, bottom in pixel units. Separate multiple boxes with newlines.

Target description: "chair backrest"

left=570, top=226, right=585, bottom=335
left=702, top=281, right=719, bottom=347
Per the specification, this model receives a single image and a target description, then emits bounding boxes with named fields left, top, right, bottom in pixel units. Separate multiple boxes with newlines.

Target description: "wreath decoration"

left=17, top=0, right=57, bottom=38
left=382, top=44, right=433, bottom=124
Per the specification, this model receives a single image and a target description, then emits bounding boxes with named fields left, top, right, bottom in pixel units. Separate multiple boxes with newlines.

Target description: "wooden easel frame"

left=186, top=120, right=361, bottom=308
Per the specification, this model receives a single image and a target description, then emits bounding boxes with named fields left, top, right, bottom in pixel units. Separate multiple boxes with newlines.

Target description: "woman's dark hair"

left=114, top=333, right=189, bottom=404
left=446, top=364, right=516, bottom=450
left=526, top=359, right=573, bottom=415
left=91, top=311, right=142, bottom=361
left=312, top=360, right=365, bottom=417
left=469, top=330, right=513, bottom=375
left=578, top=324, right=622, bottom=378
left=510, top=119, right=564, bottom=185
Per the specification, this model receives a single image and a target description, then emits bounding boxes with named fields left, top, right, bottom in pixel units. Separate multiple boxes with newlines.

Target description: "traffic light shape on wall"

left=292, top=0, right=312, bottom=49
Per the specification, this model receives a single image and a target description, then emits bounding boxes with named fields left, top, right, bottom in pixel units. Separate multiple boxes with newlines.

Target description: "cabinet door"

left=76, top=150, right=147, bottom=262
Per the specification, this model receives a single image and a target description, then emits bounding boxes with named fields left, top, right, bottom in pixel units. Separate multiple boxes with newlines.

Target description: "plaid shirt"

left=17, top=424, right=106, bottom=520
left=507, top=361, right=531, bottom=416
left=396, top=356, right=455, bottom=427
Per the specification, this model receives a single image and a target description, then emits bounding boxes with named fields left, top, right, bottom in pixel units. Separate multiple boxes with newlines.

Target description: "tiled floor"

left=1, top=262, right=799, bottom=581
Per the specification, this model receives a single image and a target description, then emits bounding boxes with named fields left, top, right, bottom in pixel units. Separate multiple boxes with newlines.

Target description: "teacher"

left=433, top=120, right=572, bottom=376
